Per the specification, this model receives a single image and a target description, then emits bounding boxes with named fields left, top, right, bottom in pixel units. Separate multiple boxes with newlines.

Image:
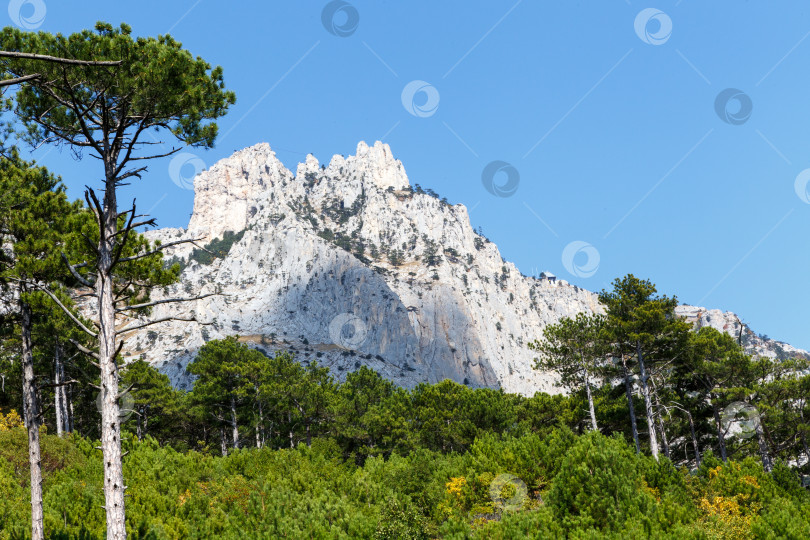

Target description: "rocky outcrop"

left=675, top=305, right=810, bottom=361
left=130, top=141, right=808, bottom=395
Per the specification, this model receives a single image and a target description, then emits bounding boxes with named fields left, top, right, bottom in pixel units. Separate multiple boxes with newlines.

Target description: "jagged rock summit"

left=133, top=141, right=808, bottom=395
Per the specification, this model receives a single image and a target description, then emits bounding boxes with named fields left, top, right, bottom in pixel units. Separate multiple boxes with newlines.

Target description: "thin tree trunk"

left=67, top=386, right=74, bottom=433
left=98, top=179, right=127, bottom=540
left=54, top=344, right=70, bottom=436
left=230, top=396, right=239, bottom=448
left=622, top=356, right=641, bottom=454
left=256, top=399, right=264, bottom=449
left=584, top=374, right=598, bottom=431
left=657, top=410, right=670, bottom=460
left=136, top=409, right=143, bottom=441
left=755, top=419, right=773, bottom=472
left=686, top=409, right=701, bottom=467
left=21, top=301, right=44, bottom=540
left=637, top=341, right=660, bottom=461
left=220, top=425, right=228, bottom=456
left=801, top=432, right=810, bottom=466
left=651, top=386, right=670, bottom=459
left=711, top=401, right=728, bottom=461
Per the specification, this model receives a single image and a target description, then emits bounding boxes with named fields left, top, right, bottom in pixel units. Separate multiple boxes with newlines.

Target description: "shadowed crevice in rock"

left=283, top=256, right=498, bottom=388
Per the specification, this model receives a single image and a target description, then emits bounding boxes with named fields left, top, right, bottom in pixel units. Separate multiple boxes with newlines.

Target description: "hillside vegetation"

left=0, top=399, right=808, bottom=539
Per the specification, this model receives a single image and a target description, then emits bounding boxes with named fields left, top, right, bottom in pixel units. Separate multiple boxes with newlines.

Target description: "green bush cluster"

left=1, top=425, right=807, bottom=539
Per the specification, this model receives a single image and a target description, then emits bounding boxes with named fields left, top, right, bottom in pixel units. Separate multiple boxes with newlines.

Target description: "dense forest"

left=0, top=19, right=809, bottom=540
left=1, top=277, right=810, bottom=538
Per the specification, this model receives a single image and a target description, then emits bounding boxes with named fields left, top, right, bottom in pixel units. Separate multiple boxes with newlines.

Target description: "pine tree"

left=599, top=275, right=690, bottom=461
left=2, top=22, right=235, bottom=539
left=120, top=359, right=183, bottom=443
left=187, top=337, right=253, bottom=453
left=0, top=153, right=79, bottom=540
left=529, top=313, right=608, bottom=432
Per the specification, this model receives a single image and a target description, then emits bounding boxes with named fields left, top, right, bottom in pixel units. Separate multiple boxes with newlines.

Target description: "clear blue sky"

left=10, top=1, right=810, bottom=350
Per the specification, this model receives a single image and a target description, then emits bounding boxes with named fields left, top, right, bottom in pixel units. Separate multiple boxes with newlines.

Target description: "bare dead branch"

left=0, top=73, right=40, bottom=86
left=126, top=147, right=182, bottom=161
left=61, top=253, right=95, bottom=287
left=117, top=383, right=136, bottom=399
left=115, top=316, right=211, bottom=336
left=116, top=237, right=205, bottom=264
left=38, top=379, right=81, bottom=389
left=111, top=200, right=137, bottom=270
left=0, top=51, right=122, bottom=66
left=68, top=338, right=100, bottom=364
left=124, top=220, right=157, bottom=231
left=116, top=166, right=148, bottom=183
left=85, top=188, right=104, bottom=223
left=114, top=340, right=125, bottom=363
left=36, top=286, right=98, bottom=339
left=116, top=292, right=218, bottom=313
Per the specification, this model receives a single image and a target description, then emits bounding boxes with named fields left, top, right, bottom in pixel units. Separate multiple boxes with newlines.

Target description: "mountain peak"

left=324, top=140, right=409, bottom=191
left=140, top=140, right=810, bottom=395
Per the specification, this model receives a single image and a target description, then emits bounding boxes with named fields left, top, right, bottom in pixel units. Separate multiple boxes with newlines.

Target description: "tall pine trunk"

left=584, top=374, right=598, bottom=431
left=652, top=386, right=670, bottom=459
left=68, top=388, right=74, bottom=433
left=98, top=176, right=127, bottom=540
left=54, top=343, right=70, bottom=436
left=136, top=408, right=143, bottom=441
left=622, top=356, right=641, bottom=453
left=230, top=396, right=239, bottom=448
left=256, top=397, right=264, bottom=449
left=21, top=301, right=44, bottom=540
left=636, top=341, right=660, bottom=461
left=220, top=425, right=228, bottom=456
left=657, top=411, right=670, bottom=459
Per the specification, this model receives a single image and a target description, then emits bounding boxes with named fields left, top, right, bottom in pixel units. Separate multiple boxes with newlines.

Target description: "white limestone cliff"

left=131, top=141, right=808, bottom=395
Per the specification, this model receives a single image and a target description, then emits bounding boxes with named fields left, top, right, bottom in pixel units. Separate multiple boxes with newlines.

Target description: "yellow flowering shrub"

left=0, top=410, right=23, bottom=431
left=697, top=494, right=760, bottom=540
left=446, top=476, right=467, bottom=496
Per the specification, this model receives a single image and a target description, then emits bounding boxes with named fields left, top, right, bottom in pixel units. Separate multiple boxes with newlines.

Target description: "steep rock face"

left=132, top=141, right=809, bottom=395
left=136, top=141, right=600, bottom=395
